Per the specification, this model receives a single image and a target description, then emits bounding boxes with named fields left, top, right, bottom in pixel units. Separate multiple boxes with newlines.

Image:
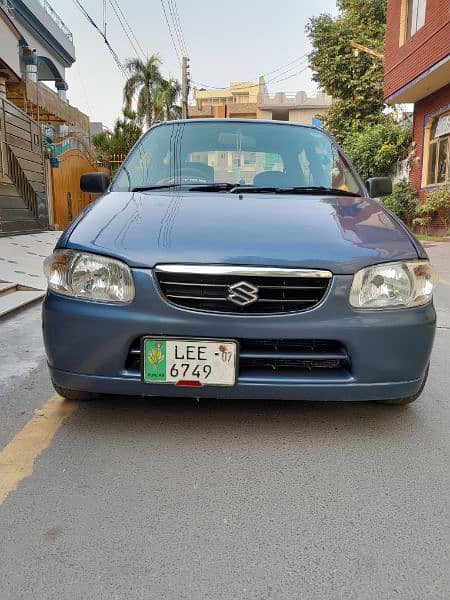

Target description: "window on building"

left=406, top=0, right=426, bottom=38
left=427, top=112, right=450, bottom=185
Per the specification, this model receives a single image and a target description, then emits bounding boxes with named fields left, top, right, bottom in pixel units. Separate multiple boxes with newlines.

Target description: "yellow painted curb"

left=0, top=394, right=78, bottom=505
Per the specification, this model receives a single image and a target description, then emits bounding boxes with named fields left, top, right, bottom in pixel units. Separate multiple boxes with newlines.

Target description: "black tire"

left=52, top=384, right=101, bottom=402
left=376, top=365, right=429, bottom=405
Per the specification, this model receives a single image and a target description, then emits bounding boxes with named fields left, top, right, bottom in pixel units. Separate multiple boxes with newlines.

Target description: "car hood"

left=64, top=190, right=422, bottom=274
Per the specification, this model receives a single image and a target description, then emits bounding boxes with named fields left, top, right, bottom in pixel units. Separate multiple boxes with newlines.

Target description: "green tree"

left=306, top=0, right=387, bottom=143
left=154, top=78, right=182, bottom=121
left=380, top=179, right=418, bottom=225
left=93, top=108, right=142, bottom=165
left=123, top=55, right=164, bottom=128
left=343, top=118, right=412, bottom=180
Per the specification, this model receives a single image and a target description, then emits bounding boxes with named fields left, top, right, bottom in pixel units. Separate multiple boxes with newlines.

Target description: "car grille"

left=125, top=338, right=350, bottom=379
left=154, top=266, right=332, bottom=314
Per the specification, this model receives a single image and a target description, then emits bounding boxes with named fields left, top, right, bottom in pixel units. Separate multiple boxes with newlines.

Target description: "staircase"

left=0, top=97, right=47, bottom=236
left=0, top=281, right=44, bottom=318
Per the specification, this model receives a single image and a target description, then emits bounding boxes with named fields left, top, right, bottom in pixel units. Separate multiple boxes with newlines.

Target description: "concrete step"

left=0, top=289, right=45, bottom=318
left=0, top=282, right=17, bottom=294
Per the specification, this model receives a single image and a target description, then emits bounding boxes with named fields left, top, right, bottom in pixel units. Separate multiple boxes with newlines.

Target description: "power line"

left=166, top=0, right=185, bottom=57
left=109, top=0, right=146, bottom=59
left=159, top=0, right=181, bottom=64
left=191, top=55, right=309, bottom=92
left=167, top=0, right=188, bottom=56
left=269, top=64, right=310, bottom=85
left=266, top=57, right=308, bottom=84
left=192, top=60, right=309, bottom=93
left=71, top=0, right=127, bottom=77
left=108, top=0, right=143, bottom=60
left=263, top=54, right=308, bottom=78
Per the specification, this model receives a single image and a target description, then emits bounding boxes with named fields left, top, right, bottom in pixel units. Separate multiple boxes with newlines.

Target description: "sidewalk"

left=0, top=232, right=60, bottom=290
left=0, top=232, right=60, bottom=317
left=424, top=241, right=450, bottom=283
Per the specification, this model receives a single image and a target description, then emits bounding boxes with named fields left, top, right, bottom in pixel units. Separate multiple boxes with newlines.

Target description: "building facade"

left=190, top=77, right=331, bottom=125
left=384, top=0, right=450, bottom=205
left=0, top=0, right=92, bottom=235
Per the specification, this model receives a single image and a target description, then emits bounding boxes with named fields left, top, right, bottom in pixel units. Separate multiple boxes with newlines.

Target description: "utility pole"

left=181, top=56, right=190, bottom=120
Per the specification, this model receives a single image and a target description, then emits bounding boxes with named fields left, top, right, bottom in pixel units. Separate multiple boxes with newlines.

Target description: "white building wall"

left=0, top=18, right=21, bottom=78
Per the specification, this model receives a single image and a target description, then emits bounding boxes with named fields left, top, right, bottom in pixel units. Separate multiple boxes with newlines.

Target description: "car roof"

left=152, top=118, right=321, bottom=132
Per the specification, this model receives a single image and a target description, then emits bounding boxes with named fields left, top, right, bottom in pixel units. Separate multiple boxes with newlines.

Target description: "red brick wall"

left=410, top=83, right=450, bottom=198
left=384, top=0, right=450, bottom=99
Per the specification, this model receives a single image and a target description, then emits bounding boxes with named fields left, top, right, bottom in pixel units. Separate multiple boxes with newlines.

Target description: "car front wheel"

left=52, top=384, right=101, bottom=402
left=376, top=365, right=429, bottom=406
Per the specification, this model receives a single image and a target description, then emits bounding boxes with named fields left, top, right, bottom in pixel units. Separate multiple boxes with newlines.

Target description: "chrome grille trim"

left=155, top=265, right=333, bottom=278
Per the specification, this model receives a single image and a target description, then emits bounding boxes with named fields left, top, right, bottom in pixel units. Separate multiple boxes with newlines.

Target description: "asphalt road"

left=1, top=244, right=449, bottom=600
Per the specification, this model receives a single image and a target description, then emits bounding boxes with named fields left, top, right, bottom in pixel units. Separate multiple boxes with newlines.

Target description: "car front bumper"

left=43, top=270, right=436, bottom=402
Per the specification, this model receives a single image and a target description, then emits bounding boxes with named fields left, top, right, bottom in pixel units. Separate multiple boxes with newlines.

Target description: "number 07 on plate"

left=142, top=338, right=237, bottom=386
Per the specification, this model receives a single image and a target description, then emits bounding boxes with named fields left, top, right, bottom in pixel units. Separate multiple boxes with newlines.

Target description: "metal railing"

left=94, top=153, right=126, bottom=176
left=5, top=145, right=39, bottom=219
left=46, top=131, right=95, bottom=162
left=38, top=0, right=73, bottom=41
left=0, top=0, right=14, bottom=15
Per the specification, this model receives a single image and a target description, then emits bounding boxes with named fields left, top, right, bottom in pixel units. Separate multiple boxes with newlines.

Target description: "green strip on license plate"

left=143, top=339, right=167, bottom=382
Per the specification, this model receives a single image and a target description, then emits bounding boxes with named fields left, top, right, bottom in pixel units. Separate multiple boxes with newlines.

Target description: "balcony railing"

left=38, top=0, right=73, bottom=41
left=0, top=0, right=14, bottom=14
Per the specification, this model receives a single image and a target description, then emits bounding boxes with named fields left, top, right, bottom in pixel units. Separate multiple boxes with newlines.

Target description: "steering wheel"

left=157, top=166, right=211, bottom=185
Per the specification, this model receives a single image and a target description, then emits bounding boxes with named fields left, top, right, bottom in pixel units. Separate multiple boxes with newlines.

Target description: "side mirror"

left=80, top=172, right=110, bottom=194
left=366, top=177, right=392, bottom=198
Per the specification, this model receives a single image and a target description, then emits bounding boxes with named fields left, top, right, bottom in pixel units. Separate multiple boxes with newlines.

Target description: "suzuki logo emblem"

left=227, top=281, right=259, bottom=306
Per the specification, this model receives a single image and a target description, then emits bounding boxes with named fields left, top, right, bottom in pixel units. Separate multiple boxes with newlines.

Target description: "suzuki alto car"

left=43, top=119, right=436, bottom=404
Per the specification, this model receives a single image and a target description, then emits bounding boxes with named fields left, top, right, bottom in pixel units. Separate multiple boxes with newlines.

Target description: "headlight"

left=44, top=250, right=135, bottom=303
left=349, top=260, right=435, bottom=309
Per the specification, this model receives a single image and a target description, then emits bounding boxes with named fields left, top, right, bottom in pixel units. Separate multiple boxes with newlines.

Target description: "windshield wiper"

left=132, top=182, right=237, bottom=192
left=276, top=186, right=361, bottom=197
left=132, top=184, right=179, bottom=192
left=132, top=183, right=361, bottom=197
left=187, top=182, right=236, bottom=192
left=229, top=185, right=361, bottom=197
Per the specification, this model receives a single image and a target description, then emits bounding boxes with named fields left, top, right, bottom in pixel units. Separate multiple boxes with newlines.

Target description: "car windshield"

left=111, top=121, right=362, bottom=195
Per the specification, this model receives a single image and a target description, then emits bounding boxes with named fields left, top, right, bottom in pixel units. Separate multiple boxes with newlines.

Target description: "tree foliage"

left=154, top=78, right=182, bottom=121
left=123, top=55, right=181, bottom=128
left=380, top=179, right=418, bottom=226
left=92, top=108, right=142, bottom=162
left=306, top=0, right=387, bottom=143
left=343, top=118, right=412, bottom=180
left=414, top=187, right=450, bottom=233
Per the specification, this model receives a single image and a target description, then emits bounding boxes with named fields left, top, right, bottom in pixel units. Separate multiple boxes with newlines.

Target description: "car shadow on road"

left=65, top=393, right=429, bottom=445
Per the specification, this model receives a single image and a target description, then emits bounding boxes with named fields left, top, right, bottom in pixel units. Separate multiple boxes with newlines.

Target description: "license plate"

left=142, top=338, right=237, bottom=386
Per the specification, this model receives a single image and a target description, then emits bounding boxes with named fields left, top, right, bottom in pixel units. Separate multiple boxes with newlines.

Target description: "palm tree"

left=123, top=55, right=163, bottom=129
left=154, top=78, right=182, bottom=121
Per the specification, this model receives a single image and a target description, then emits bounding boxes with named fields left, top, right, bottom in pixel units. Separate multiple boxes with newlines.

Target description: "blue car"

left=43, top=119, right=436, bottom=404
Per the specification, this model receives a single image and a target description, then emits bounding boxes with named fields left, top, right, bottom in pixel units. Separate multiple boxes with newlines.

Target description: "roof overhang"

left=11, top=0, right=75, bottom=68
left=385, top=54, right=450, bottom=104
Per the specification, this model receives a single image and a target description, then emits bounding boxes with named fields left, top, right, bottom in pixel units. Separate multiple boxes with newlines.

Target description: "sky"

left=55, top=0, right=338, bottom=128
